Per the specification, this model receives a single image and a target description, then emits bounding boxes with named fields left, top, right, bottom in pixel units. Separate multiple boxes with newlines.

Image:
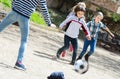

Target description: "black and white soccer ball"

left=74, top=59, right=88, bottom=74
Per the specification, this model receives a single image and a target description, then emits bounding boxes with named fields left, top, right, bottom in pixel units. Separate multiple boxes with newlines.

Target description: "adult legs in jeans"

left=0, top=11, right=17, bottom=32
left=70, top=38, right=78, bottom=64
left=0, top=11, right=29, bottom=70
left=16, top=14, right=29, bottom=63
left=56, top=35, right=70, bottom=58
left=13, top=13, right=29, bottom=70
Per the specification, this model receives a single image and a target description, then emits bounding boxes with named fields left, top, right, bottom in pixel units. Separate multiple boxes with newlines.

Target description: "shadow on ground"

left=33, top=50, right=71, bottom=65
left=0, top=62, right=14, bottom=69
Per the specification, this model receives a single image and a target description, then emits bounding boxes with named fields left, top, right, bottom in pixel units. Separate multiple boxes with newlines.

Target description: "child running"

left=56, top=5, right=91, bottom=65
left=77, top=12, right=114, bottom=73
left=77, top=12, right=114, bottom=62
left=61, top=2, right=87, bottom=57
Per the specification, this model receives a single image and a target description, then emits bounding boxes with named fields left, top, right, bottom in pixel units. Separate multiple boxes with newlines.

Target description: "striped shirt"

left=60, top=15, right=90, bottom=38
left=12, top=0, right=51, bottom=26
left=87, top=19, right=106, bottom=39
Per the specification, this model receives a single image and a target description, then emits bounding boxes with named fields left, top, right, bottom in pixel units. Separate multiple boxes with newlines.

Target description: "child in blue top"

left=77, top=12, right=114, bottom=62
left=76, top=12, right=114, bottom=74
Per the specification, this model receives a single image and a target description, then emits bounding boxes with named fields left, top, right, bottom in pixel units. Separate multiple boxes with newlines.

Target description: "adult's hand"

left=50, top=23, right=56, bottom=28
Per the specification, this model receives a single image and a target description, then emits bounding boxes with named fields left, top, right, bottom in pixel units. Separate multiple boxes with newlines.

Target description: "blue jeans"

left=78, top=38, right=97, bottom=59
left=0, top=10, right=29, bottom=63
left=57, top=35, right=78, bottom=62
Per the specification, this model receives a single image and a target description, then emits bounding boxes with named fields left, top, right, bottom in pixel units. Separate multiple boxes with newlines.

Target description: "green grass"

left=30, top=11, right=47, bottom=26
left=0, top=0, right=11, bottom=7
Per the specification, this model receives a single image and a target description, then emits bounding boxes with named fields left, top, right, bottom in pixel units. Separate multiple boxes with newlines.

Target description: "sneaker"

left=14, top=62, right=26, bottom=71
left=69, top=61, right=75, bottom=65
left=61, top=51, right=66, bottom=57
left=76, top=56, right=82, bottom=60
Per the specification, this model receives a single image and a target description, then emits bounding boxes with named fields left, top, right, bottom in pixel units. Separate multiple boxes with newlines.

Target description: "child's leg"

left=56, top=35, right=70, bottom=58
left=69, top=43, right=73, bottom=52
left=88, top=39, right=97, bottom=56
left=70, top=38, right=78, bottom=64
left=86, top=39, right=97, bottom=62
left=77, top=39, right=90, bottom=60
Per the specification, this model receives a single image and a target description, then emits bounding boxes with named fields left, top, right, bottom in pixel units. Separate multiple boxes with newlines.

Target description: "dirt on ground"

left=0, top=22, right=120, bottom=79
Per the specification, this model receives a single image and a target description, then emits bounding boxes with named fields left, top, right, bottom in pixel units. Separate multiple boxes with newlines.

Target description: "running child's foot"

left=69, top=61, right=75, bottom=65
left=85, top=54, right=89, bottom=62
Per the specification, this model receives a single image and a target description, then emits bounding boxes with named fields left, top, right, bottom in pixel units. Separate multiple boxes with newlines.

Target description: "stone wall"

left=46, top=0, right=74, bottom=13
left=88, top=0, right=120, bottom=14
left=47, top=0, right=120, bottom=14
left=46, top=0, right=60, bottom=8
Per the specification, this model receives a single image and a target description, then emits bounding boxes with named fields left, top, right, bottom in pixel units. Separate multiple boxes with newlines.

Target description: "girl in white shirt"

left=56, top=5, right=91, bottom=65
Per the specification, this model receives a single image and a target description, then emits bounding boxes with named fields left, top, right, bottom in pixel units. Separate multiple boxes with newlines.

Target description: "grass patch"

left=31, top=9, right=67, bottom=27
left=0, top=0, right=11, bottom=7
left=30, top=11, right=47, bottom=26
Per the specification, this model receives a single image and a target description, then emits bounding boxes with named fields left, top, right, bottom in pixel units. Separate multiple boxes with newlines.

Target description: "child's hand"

left=110, top=33, right=114, bottom=38
left=50, top=23, right=56, bottom=28
left=86, top=35, right=91, bottom=40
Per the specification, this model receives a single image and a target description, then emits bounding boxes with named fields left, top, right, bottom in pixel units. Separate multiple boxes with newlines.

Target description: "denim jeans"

left=78, top=38, right=97, bottom=58
left=0, top=10, right=29, bottom=63
left=57, top=35, right=78, bottom=62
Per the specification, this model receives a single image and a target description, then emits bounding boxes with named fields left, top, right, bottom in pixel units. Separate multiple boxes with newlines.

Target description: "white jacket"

left=60, top=15, right=90, bottom=38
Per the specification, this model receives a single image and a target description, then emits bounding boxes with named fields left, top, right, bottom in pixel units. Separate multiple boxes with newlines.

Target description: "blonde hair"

left=71, top=2, right=86, bottom=12
left=94, top=12, right=104, bottom=19
left=77, top=2, right=86, bottom=8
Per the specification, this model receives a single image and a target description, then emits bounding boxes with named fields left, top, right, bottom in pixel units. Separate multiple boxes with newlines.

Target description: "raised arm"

left=101, top=23, right=114, bottom=37
left=105, top=27, right=114, bottom=37
left=39, top=0, right=52, bottom=26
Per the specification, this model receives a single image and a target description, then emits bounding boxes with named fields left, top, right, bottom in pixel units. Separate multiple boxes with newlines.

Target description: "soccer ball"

left=74, top=59, right=88, bottom=73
